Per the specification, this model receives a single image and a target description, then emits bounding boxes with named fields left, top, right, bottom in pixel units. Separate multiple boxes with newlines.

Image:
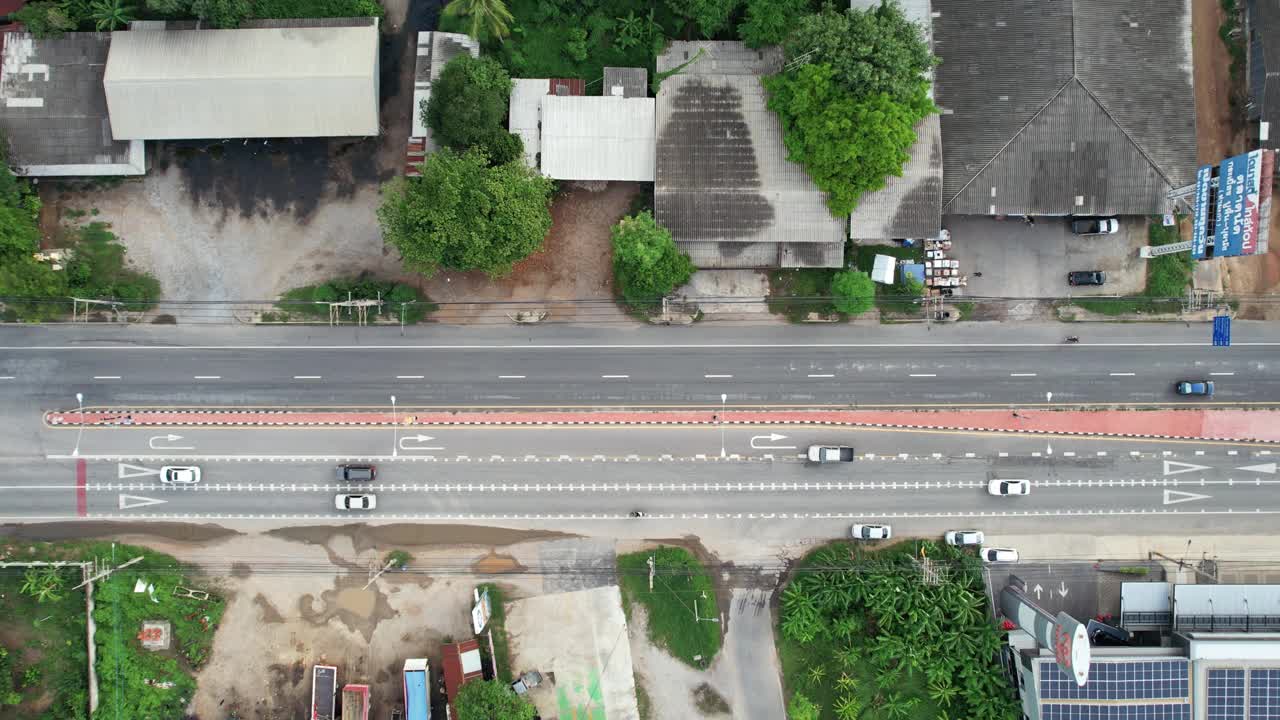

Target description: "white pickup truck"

left=807, top=445, right=855, bottom=463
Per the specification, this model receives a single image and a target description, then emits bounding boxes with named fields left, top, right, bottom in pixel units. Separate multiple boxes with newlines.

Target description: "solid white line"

left=15, top=341, right=1280, bottom=350
left=1210, top=372, right=1235, bottom=376
left=807, top=374, right=835, bottom=378
left=293, top=375, right=322, bottom=380
left=499, top=375, right=526, bottom=379
left=396, top=375, right=425, bottom=379
left=909, top=373, right=937, bottom=378
left=1010, top=373, right=1037, bottom=377
left=705, top=374, right=733, bottom=379
left=93, top=375, right=121, bottom=380
left=601, top=375, right=629, bottom=379
left=1109, top=372, right=1136, bottom=377
left=193, top=375, right=221, bottom=380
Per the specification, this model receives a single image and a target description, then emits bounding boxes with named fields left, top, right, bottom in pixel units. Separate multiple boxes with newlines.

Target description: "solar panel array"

left=1207, top=668, right=1245, bottom=720
left=1251, top=669, right=1280, bottom=720
left=1041, top=706, right=1191, bottom=720
left=1040, top=660, right=1191, bottom=701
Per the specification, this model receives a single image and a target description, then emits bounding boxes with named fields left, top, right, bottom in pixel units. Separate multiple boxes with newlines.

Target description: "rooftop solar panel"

left=1040, top=660, right=1191, bottom=701
left=1252, top=669, right=1280, bottom=720
left=1040, top=704, right=1192, bottom=719
left=1206, top=668, right=1245, bottom=720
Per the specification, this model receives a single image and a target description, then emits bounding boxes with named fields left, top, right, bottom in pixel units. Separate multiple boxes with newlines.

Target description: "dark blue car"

left=1175, top=381, right=1214, bottom=396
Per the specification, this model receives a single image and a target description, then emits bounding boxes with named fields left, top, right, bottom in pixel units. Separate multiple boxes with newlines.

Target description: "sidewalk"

left=43, top=408, right=1280, bottom=443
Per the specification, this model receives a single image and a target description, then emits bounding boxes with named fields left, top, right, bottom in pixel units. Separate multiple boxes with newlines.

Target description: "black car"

left=336, top=464, right=376, bottom=481
left=1068, top=270, right=1106, bottom=286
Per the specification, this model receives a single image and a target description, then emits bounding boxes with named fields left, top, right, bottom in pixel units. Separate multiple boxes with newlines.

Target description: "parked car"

left=945, top=529, right=985, bottom=546
left=850, top=524, right=892, bottom=540
left=1070, top=217, right=1120, bottom=235
left=334, top=493, right=376, bottom=510
left=808, top=445, right=855, bottom=463
left=988, top=479, right=1030, bottom=496
left=1175, top=380, right=1215, bottom=396
left=1068, top=270, right=1106, bottom=286
left=160, top=466, right=201, bottom=484
left=336, top=464, right=376, bottom=481
left=981, top=547, right=1020, bottom=563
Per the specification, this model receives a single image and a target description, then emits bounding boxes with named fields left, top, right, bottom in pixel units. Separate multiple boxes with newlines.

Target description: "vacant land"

left=617, top=546, right=722, bottom=668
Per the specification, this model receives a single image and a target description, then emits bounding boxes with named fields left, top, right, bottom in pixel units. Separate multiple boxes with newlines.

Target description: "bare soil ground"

left=424, top=182, right=641, bottom=323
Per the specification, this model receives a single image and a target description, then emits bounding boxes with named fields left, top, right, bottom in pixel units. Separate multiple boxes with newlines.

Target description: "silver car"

left=945, top=529, right=984, bottom=546
left=980, top=547, right=1020, bottom=563
left=850, top=524, right=892, bottom=540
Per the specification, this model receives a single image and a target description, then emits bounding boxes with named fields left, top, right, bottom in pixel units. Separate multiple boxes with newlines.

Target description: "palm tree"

left=834, top=693, right=862, bottom=720
left=21, top=567, right=65, bottom=603
left=929, top=677, right=959, bottom=707
left=443, top=0, right=513, bottom=42
left=89, top=0, right=133, bottom=30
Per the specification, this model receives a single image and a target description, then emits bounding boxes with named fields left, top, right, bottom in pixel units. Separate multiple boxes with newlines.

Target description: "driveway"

left=945, top=216, right=1150, bottom=298
left=716, top=589, right=786, bottom=719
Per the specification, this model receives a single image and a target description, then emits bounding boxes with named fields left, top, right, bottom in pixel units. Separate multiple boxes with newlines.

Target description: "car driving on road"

left=160, top=466, right=201, bottom=484
left=336, top=464, right=376, bottom=481
left=1175, top=380, right=1215, bottom=397
left=988, top=479, right=1030, bottom=496
left=850, top=524, right=892, bottom=540
left=808, top=445, right=855, bottom=463
left=945, top=529, right=984, bottom=546
left=980, top=547, right=1020, bottom=563
left=334, top=494, right=376, bottom=510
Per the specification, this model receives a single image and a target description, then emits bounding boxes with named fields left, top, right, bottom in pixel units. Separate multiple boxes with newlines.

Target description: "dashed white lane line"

left=909, top=373, right=937, bottom=378
left=499, top=375, right=526, bottom=379
left=807, top=374, right=835, bottom=378
left=1010, top=373, right=1037, bottom=377
left=1110, top=372, right=1136, bottom=377
left=193, top=375, right=221, bottom=380
left=396, top=375, right=425, bottom=379
left=1211, top=372, right=1235, bottom=376
left=705, top=374, right=733, bottom=379
left=601, top=374, right=629, bottom=379
left=93, top=375, right=121, bottom=380
left=0, top=376, right=14, bottom=380
left=293, top=375, right=322, bottom=380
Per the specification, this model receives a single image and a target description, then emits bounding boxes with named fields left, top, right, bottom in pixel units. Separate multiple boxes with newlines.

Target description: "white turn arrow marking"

left=1163, top=489, right=1213, bottom=505
left=119, top=494, right=167, bottom=510
left=1163, top=460, right=1212, bottom=476
left=399, top=434, right=444, bottom=451
left=1032, top=584, right=1043, bottom=600
left=1058, top=581, right=1069, bottom=598
left=750, top=433, right=796, bottom=450
left=1238, top=463, right=1278, bottom=474
left=118, top=463, right=161, bottom=479
left=149, top=434, right=194, bottom=450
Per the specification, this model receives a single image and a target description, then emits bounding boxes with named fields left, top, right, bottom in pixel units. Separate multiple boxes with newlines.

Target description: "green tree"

left=191, top=0, right=247, bottom=26
left=787, top=691, right=821, bottom=720
left=666, top=0, right=740, bottom=38
left=829, top=269, right=874, bottom=316
left=425, top=55, right=515, bottom=163
left=13, top=1, right=76, bottom=37
left=784, top=4, right=936, bottom=102
left=443, top=0, right=514, bottom=42
left=738, top=0, right=806, bottom=48
left=89, top=0, right=133, bottom=30
left=378, top=147, right=554, bottom=278
left=455, top=679, right=536, bottom=720
left=610, top=211, right=696, bottom=307
left=21, top=567, right=67, bottom=603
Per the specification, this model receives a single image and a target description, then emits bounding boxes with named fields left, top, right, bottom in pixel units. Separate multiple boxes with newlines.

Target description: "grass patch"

left=852, top=244, right=925, bottom=317
left=692, top=682, right=731, bottom=715
left=0, top=566, right=89, bottom=719
left=476, top=583, right=513, bottom=683
left=634, top=672, right=652, bottom=720
left=617, top=547, right=722, bottom=668
left=276, top=275, right=435, bottom=324
left=766, top=267, right=841, bottom=321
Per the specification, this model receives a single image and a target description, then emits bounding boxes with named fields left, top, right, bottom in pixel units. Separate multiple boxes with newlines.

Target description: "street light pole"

left=72, top=392, right=84, bottom=457
left=390, top=395, right=398, bottom=458
left=719, top=393, right=727, bottom=458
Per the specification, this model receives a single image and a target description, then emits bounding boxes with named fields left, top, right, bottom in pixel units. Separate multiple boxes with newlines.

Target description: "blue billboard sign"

left=1215, top=150, right=1264, bottom=257
left=1213, top=315, right=1231, bottom=347
left=1191, top=164, right=1213, bottom=259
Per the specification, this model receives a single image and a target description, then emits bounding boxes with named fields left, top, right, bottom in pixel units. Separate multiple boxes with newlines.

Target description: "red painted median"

left=43, top=408, right=1280, bottom=443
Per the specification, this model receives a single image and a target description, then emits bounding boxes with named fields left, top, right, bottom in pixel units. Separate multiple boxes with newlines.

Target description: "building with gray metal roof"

left=540, top=94, right=654, bottom=182
left=932, top=0, right=1197, bottom=216
left=0, top=32, right=144, bottom=176
left=603, top=66, right=647, bottom=98
left=655, top=41, right=847, bottom=268
left=103, top=20, right=380, bottom=140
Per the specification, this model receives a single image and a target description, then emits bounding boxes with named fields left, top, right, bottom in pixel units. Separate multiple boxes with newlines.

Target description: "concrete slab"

left=505, top=585, right=641, bottom=720
left=676, top=270, right=770, bottom=314
left=944, top=216, right=1149, bottom=297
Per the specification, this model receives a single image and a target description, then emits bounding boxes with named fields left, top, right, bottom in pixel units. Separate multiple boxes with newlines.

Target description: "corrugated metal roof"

left=540, top=95, right=654, bottom=181
left=933, top=0, right=1196, bottom=215
left=655, top=42, right=846, bottom=269
left=509, top=78, right=547, bottom=171
left=104, top=22, right=379, bottom=140
left=603, top=67, right=647, bottom=98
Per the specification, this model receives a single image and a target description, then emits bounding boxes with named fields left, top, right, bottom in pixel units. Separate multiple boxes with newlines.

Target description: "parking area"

left=945, top=215, right=1151, bottom=298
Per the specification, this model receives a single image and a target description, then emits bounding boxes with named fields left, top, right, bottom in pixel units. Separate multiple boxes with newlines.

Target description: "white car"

left=945, top=529, right=984, bottom=546
left=988, top=479, right=1030, bottom=496
left=850, top=524, right=891, bottom=540
left=335, top=493, right=377, bottom=511
left=980, top=547, right=1020, bottom=563
left=159, top=466, right=201, bottom=484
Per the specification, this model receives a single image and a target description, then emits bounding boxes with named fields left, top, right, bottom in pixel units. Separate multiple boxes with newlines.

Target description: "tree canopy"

left=455, top=680, right=536, bottom=720
left=424, top=55, right=521, bottom=165
left=378, top=147, right=554, bottom=278
left=829, top=269, right=875, bottom=316
left=666, top=0, right=740, bottom=39
left=443, top=0, right=514, bottom=42
left=738, top=0, right=807, bottom=48
left=610, top=211, right=696, bottom=308
left=764, top=2, right=937, bottom=217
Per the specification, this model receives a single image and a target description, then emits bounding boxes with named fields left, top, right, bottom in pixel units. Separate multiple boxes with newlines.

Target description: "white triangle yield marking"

left=1163, top=489, right=1212, bottom=506
left=1163, top=460, right=1212, bottom=476
left=119, top=494, right=167, bottom=510
left=1237, top=463, right=1278, bottom=474
left=118, top=463, right=161, bottom=479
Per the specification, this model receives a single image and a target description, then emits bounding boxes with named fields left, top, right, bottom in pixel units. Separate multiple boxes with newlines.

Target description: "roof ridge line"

left=1073, top=76, right=1180, bottom=189
left=943, top=77, right=1076, bottom=211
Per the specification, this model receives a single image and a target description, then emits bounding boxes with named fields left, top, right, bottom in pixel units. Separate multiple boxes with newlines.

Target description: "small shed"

left=871, top=254, right=896, bottom=284
left=442, top=638, right=484, bottom=717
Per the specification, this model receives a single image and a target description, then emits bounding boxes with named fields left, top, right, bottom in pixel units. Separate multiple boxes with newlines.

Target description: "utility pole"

left=72, top=555, right=143, bottom=591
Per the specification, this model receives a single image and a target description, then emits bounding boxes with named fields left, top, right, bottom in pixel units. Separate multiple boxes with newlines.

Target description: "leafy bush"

left=738, top=0, right=806, bottom=48
left=565, top=27, right=590, bottom=62
left=383, top=550, right=412, bottom=569
left=278, top=275, right=434, bottom=323
left=13, top=2, right=77, bottom=37
left=830, top=270, right=874, bottom=316
left=610, top=211, right=696, bottom=309
left=664, top=0, right=740, bottom=38
left=425, top=56, right=514, bottom=163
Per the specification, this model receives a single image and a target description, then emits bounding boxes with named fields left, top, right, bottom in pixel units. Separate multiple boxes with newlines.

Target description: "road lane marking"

left=909, top=373, right=937, bottom=378
left=396, top=375, right=425, bottom=379
left=1163, top=489, right=1212, bottom=505
left=93, top=375, right=121, bottom=380
left=0, top=376, right=14, bottom=380
left=193, top=375, right=221, bottom=380
left=1010, top=373, right=1037, bottom=377
left=601, top=375, right=629, bottom=379
left=499, top=375, right=526, bottom=379
left=1109, top=372, right=1136, bottom=377
left=293, top=375, right=322, bottom=379
left=807, top=374, right=834, bottom=378
left=1211, top=372, right=1235, bottom=376
left=705, top=374, right=733, bottom=378
left=19, top=340, right=1280, bottom=350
